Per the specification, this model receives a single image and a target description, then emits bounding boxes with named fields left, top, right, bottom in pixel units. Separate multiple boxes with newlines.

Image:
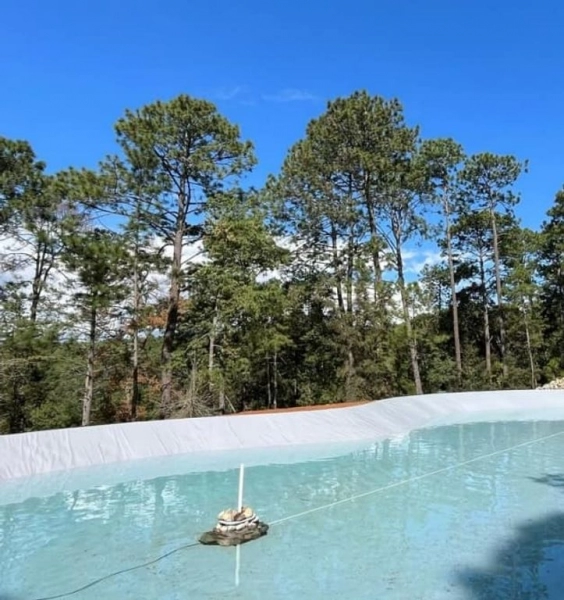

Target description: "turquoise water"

left=2, top=419, right=564, bottom=599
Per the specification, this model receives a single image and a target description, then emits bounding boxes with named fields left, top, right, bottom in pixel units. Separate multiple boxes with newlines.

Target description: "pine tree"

left=538, top=189, right=564, bottom=376
left=419, top=138, right=465, bottom=386
left=114, top=95, right=256, bottom=414
left=62, top=228, right=129, bottom=426
left=458, top=153, right=526, bottom=381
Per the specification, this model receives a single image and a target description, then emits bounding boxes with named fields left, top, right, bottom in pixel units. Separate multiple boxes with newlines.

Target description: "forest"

left=1, top=91, right=563, bottom=434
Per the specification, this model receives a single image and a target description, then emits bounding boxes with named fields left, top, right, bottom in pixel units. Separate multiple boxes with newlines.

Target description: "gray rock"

left=199, top=521, right=269, bottom=546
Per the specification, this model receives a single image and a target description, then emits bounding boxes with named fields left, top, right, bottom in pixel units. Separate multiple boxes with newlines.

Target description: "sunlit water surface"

left=2, top=419, right=564, bottom=599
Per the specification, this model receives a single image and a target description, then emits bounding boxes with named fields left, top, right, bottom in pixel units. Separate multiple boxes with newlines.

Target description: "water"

left=2, top=419, right=564, bottom=599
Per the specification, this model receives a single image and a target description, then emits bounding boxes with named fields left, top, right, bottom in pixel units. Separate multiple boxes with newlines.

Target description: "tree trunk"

left=363, top=175, right=382, bottom=296
left=444, top=198, right=462, bottom=385
left=161, top=225, right=183, bottom=413
left=30, top=244, right=51, bottom=323
left=131, top=362, right=140, bottom=421
left=131, top=240, right=141, bottom=421
left=523, top=307, right=536, bottom=389
left=479, top=253, right=492, bottom=383
left=483, top=305, right=492, bottom=384
left=218, top=385, right=226, bottom=414
left=82, top=306, right=96, bottom=426
left=188, top=354, right=197, bottom=417
left=273, top=350, right=278, bottom=409
left=345, top=236, right=354, bottom=314
left=30, top=288, right=39, bottom=324
left=365, top=201, right=382, bottom=299
left=208, top=308, right=220, bottom=409
left=396, top=243, right=423, bottom=395
left=30, top=269, right=42, bottom=324
left=208, top=321, right=216, bottom=375
left=330, top=224, right=345, bottom=313
left=490, top=210, right=508, bottom=380
left=345, top=347, right=355, bottom=400
left=266, top=356, right=272, bottom=408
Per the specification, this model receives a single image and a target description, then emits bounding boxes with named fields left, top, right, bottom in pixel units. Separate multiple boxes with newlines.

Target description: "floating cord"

left=29, top=426, right=564, bottom=599
left=31, top=542, right=200, bottom=600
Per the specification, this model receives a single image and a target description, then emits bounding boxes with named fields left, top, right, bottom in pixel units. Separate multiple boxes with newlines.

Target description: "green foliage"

left=0, top=92, right=562, bottom=433
left=538, top=189, right=564, bottom=373
left=0, top=137, right=45, bottom=218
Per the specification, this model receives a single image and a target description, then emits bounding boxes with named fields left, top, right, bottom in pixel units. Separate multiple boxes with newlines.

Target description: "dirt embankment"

left=230, top=400, right=370, bottom=416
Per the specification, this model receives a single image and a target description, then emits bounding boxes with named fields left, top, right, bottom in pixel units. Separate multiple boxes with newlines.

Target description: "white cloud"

left=1, top=229, right=442, bottom=333
left=262, top=88, right=317, bottom=103
left=212, top=86, right=318, bottom=105
left=214, top=86, right=247, bottom=101
left=0, top=232, right=211, bottom=335
left=402, top=249, right=443, bottom=276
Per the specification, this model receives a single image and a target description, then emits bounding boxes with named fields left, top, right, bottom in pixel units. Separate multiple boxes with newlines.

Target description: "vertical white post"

left=235, top=463, right=244, bottom=587
left=235, top=544, right=241, bottom=587
left=237, top=463, right=245, bottom=511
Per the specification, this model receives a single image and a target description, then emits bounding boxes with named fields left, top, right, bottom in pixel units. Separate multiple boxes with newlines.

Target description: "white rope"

left=269, top=427, right=564, bottom=527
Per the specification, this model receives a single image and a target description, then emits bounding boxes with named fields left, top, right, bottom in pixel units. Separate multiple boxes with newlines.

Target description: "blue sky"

left=2, top=0, right=563, bottom=232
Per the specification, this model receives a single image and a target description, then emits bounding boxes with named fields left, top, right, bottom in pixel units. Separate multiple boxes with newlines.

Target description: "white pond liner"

left=1, top=390, right=564, bottom=484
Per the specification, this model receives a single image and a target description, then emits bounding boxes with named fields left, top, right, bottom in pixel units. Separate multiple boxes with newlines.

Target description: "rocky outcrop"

left=537, top=377, right=564, bottom=390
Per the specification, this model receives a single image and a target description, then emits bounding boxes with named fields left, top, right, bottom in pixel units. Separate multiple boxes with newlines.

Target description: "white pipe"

left=235, top=464, right=245, bottom=587
left=235, top=544, right=241, bottom=587
left=237, top=464, right=245, bottom=511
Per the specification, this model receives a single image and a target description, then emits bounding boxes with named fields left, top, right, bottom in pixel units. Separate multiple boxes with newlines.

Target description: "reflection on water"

left=530, top=473, right=564, bottom=488
left=1, top=420, right=564, bottom=599
left=460, top=470, right=564, bottom=600
left=459, top=512, right=564, bottom=600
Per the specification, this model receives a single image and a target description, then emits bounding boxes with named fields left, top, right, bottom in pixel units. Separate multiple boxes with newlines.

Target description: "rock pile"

left=537, top=377, right=564, bottom=390
left=199, top=506, right=269, bottom=546
left=215, top=507, right=259, bottom=533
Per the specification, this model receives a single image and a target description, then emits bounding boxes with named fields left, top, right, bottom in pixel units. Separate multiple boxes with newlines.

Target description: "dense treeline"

left=1, top=91, right=563, bottom=433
